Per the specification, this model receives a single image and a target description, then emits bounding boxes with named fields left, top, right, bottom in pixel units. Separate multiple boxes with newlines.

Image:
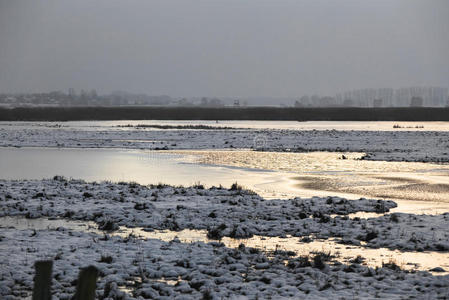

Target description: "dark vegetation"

left=1, top=106, right=449, bottom=121
left=117, top=124, right=240, bottom=130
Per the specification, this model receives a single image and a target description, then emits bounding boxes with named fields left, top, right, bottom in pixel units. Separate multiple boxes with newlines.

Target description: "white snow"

left=1, top=122, right=448, bottom=162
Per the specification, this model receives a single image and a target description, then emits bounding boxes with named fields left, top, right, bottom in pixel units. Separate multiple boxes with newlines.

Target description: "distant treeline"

left=1, top=106, right=449, bottom=121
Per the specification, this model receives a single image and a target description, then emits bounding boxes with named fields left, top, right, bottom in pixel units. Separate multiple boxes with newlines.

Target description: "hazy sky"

left=0, top=0, right=448, bottom=97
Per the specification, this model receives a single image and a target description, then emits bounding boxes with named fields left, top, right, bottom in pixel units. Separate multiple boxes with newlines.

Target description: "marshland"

left=1, top=120, right=449, bottom=299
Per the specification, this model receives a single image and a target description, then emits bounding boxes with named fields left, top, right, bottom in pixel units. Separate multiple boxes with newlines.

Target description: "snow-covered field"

left=1, top=122, right=449, bottom=162
left=1, top=178, right=449, bottom=299
left=3, top=226, right=449, bottom=299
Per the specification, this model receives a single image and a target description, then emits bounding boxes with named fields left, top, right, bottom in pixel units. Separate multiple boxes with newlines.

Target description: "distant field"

left=1, top=106, right=449, bottom=121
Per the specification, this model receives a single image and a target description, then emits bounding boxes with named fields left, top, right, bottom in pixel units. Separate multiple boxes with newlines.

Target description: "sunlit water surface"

left=2, top=120, right=449, bottom=131
left=172, top=150, right=449, bottom=214
left=1, top=147, right=449, bottom=214
left=0, top=147, right=293, bottom=198
left=1, top=216, right=448, bottom=275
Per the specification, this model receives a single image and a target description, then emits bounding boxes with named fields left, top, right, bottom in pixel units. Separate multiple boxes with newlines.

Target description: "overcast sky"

left=0, top=0, right=448, bottom=97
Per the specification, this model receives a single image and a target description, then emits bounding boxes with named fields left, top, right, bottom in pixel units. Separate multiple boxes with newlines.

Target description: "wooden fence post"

left=73, top=265, right=99, bottom=300
left=32, top=260, right=53, bottom=300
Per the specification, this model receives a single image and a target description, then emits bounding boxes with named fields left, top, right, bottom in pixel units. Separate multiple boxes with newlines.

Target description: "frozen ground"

left=1, top=179, right=449, bottom=299
left=2, top=227, right=449, bottom=299
left=1, top=123, right=449, bottom=162
left=2, top=178, right=449, bottom=252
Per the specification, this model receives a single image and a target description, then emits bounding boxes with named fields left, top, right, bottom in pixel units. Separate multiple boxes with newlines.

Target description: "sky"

left=0, top=0, right=448, bottom=98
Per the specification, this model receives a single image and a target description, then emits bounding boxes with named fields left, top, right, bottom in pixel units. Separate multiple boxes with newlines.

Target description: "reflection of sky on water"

left=2, top=120, right=449, bottom=131
left=1, top=147, right=449, bottom=214
left=172, top=150, right=449, bottom=213
left=0, top=147, right=294, bottom=199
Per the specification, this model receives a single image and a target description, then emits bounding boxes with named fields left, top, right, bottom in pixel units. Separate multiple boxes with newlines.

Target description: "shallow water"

left=1, top=147, right=449, bottom=214
left=1, top=216, right=448, bottom=275
left=174, top=149, right=449, bottom=214
left=0, top=147, right=294, bottom=199
left=129, top=229, right=449, bottom=275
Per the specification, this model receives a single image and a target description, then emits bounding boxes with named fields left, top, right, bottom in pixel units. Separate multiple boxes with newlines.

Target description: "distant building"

left=373, top=99, right=383, bottom=107
left=337, top=86, right=447, bottom=107
left=410, top=96, right=423, bottom=107
left=396, top=87, right=448, bottom=107
left=343, top=99, right=354, bottom=107
left=377, top=88, right=394, bottom=106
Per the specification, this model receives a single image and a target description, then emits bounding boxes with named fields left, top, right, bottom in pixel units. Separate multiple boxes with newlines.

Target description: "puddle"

left=1, top=216, right=448, bottom=275
left=116, top=227, right=449, bottom=275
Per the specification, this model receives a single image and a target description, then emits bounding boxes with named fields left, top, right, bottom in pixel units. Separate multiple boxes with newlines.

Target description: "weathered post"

left=73, top=265, right=99, bottom=300
left=32, top=260, right=53, bottom=300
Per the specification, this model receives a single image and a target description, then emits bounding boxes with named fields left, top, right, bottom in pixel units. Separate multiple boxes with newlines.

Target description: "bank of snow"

left=1, top=178, right=448, bottom=252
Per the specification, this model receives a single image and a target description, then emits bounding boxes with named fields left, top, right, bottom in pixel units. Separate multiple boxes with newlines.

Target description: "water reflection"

left=115, top=228, right=449, bottom=275
left=2, top=216, right=448, bottom=275
left=2, top=120, right=449, bottom=131
left=174, top=150, right=449, bottom=213
left=0, top=147, right=294, bottom=199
